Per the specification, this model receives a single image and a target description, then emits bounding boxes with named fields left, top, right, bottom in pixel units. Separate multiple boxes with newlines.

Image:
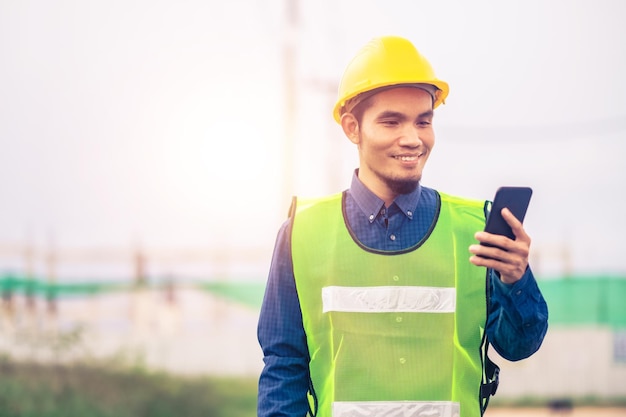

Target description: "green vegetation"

left=0, top=360, right=257, bottom=417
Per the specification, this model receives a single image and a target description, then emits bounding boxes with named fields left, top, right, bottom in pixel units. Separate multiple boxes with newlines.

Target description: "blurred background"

left=0, top=0, right=625, bottom=415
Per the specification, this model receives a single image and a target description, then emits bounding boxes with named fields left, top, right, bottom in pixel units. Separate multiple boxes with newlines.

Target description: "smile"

left=393, top=154, right=421, bottom=161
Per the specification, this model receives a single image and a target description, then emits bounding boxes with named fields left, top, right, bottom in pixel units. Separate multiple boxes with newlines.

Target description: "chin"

left=387, top=177, right=420, bottom=195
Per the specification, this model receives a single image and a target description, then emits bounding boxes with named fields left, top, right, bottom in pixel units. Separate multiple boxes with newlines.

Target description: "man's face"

left=346, top=87, right=435, bottom=202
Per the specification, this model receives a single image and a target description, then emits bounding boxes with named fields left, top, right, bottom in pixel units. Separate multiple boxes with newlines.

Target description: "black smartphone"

left=481, top=186, right=533, bottom=246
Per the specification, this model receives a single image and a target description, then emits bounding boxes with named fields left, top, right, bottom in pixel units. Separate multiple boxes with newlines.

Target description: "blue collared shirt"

left=257, top=172, right=548, bottom=417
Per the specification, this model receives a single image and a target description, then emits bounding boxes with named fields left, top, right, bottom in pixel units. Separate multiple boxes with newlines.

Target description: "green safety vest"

left=291, top=191, right=493, bottom=417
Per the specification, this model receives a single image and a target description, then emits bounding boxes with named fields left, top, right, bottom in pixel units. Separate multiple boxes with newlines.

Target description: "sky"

left=0, top=0, right=625, bottom=280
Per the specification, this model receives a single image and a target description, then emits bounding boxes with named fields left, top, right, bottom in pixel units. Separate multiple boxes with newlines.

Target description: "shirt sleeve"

left=257, top=219, right=311, bottom=417
left=486, top=267, right=549, bottom=361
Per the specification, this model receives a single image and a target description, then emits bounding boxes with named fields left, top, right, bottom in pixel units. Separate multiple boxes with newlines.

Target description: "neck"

left=356, top=170, right=398, bottom=207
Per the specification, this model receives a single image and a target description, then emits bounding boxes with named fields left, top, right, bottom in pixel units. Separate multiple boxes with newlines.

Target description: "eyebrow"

left=418, top=110, right=434, bottom=119
left=375, top=109, right=434, bottom=120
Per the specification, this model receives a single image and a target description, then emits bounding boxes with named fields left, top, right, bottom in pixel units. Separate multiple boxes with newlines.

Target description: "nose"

left=398, top=125, right=423, bottom=148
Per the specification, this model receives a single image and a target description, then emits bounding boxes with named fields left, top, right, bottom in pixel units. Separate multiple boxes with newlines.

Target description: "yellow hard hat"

left=333, top=36, right=449, bottom=123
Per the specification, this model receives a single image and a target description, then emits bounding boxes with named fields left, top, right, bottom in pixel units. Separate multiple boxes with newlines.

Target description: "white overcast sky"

left=1, top=0, right=625, bottom=278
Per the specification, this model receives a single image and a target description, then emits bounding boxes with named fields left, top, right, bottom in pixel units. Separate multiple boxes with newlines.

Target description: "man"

left=257, top=35, right=548, bottom=417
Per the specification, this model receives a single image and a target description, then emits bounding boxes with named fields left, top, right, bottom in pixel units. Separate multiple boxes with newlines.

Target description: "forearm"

left=486, top=267, right=548, bottom=361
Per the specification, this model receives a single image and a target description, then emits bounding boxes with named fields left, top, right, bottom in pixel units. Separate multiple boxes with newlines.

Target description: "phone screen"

left=482, top=186, right=533, bottom=245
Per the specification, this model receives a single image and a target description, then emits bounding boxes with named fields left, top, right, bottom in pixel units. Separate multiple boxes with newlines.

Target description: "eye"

left=380, top=119, right=399, bottom=127
left=417, top=120, right=432, bottom=127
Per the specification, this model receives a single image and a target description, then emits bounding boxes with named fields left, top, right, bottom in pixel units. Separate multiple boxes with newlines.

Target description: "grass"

left=0, top=359, right=258, bottom=417
left=490, top=396, right=626, bottom=409
left=1, top=358, right=624, bottom=416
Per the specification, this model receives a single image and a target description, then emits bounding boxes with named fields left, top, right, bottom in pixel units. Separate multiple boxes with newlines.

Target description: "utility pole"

left=305, top=78, right=341, bottom=192
left=46, top=232, right=57, bottom=315
left=133, top=245, right=147, bottom=288
left=282, top=0, right=298, bottom=210
left=23, top=240, right=36, bottom=312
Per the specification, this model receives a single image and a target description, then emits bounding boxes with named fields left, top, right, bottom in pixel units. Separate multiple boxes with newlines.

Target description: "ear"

left=340, top=113, right=360, bottom=145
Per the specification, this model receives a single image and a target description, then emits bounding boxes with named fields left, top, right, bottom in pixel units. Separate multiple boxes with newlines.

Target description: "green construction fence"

left=1, top=273, right=625, bottom=328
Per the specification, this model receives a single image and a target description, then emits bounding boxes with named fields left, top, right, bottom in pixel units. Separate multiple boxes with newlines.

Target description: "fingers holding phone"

left=470, top=208, right=531, bottom=283
left=482, top=207, right=531, bottom=248
left=469, top=187, right=533, bottom=284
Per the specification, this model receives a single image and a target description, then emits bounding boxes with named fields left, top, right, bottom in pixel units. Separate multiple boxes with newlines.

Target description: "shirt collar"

left=349, top=170, right=421, bottom=223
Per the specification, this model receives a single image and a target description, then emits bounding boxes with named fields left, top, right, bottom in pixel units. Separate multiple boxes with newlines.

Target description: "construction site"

left=1, top=0, right=625, bottom=415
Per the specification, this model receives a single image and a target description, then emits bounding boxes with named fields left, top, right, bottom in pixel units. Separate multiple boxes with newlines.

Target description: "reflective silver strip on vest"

left=333, top=400, right=460, bottom=417
left=322, top=286, right=456, bottom=313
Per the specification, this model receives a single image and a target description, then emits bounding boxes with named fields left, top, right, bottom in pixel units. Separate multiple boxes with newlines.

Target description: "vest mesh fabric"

left=292, top=192, right=489, bottom=417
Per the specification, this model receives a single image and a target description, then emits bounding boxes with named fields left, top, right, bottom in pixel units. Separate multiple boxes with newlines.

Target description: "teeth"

left=396, top=156, right=417, bottom=161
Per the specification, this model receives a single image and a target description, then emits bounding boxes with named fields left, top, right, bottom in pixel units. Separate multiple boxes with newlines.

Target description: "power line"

left=438, top=115, right=626, bottom=142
